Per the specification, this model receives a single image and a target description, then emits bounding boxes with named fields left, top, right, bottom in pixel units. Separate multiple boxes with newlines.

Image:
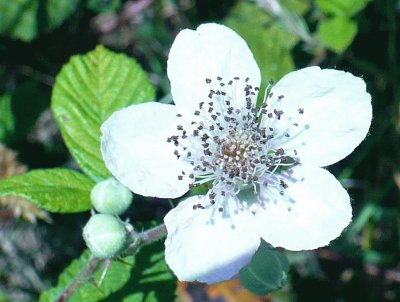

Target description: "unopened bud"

left=91, top=178, right=133, bottom=215
left=83, top=214, right=127, bottom=258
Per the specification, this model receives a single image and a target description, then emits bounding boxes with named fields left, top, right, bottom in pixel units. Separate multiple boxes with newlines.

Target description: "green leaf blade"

left=52, top=45, right=155, bottom=181
left=39, top=251, right=134, bottom=302
left=40, top=242, right=175, bottom=302
left=240, top=241, right=289, bottom=296
left=0, top=168, right=94, bottom=213
left=316, top=0, right=371, bottom=17
left=317, top=17, right=358, bottom=53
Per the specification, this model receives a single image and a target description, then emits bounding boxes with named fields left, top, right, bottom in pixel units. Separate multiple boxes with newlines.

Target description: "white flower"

left=100, top=24, right=372, bottom=284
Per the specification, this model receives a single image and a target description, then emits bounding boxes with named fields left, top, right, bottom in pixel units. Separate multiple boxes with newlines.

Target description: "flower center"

left=168, top=76, right=303, bottom=210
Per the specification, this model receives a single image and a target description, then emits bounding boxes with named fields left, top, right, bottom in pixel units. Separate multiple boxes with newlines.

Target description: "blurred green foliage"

left=0, top=0, right=399, bottom=301
left=0, top=0, right=79, bottom=41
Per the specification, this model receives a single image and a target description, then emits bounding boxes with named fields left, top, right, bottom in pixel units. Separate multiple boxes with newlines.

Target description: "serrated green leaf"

left=104, top=243, right=176, bottom=302
left=40, top=242, right=175, bottom=302
left=39, top=251, right=134, bottom=302
left=0, top=168, right=94, bottom=213
left=224, top=2, right=296, bottom=85
left=0, top=93, right=14, bottom=142
left=317, top=17, right=358, bottom=53
left=240, top=241, right=289, bottom=296
left=316, top=0, right=371, bottom=17
left=0, top=0, right=79, bottom=41
left=52, top=45, right=155, bottom=182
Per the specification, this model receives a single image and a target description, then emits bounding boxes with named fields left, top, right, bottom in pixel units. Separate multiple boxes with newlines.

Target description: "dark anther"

left=269, top=79, right=274, bottom=85
left=177, top=125, right=183, bottom=130
left=194, top=110, right=201, bottom=115
left=193, top=205, right=197, bottom=210
left=278, top=95, right=284, bottom=100
left=274, top=109, right=284, bottom=120
left=206, top=78, right=211, bottom=84
left=177, top=114, right=182, bottom=117
left=218, top=207, right=223, bottom=212
left=217, top=76, right=222, bottom=80
left=234, top=76, right=240, bottom=80
left=298, top=108, right=304, bottom=114
left=178, top=175, right=183, bottom=180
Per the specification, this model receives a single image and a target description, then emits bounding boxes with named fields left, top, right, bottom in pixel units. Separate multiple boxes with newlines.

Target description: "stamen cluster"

left=167, top=76, right=303, bottom=208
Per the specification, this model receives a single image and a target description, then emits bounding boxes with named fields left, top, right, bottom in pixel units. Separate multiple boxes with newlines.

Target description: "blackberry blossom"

left=100, top=23, right=372, bottom=284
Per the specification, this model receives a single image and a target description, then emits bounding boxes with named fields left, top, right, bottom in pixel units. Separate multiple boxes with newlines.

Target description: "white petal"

left=256, top=165, right=352, bottom=251
left=167, top=23, right=261, bottom=117
left=101, top=102, right=191, bottom=198
left=164, top=195, right=260, bottom=284
left=265, top=67, right=372, bottom=167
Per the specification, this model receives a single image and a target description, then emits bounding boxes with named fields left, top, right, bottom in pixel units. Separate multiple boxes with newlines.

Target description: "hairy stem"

left=56, top=257, right=102, bottom=302
left=139, top=223, right=168, bottom=245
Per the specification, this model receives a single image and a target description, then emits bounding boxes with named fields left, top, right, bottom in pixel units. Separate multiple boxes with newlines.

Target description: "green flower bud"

left=91, top=178, right=133, bottom=215
left=83, top=214, right=127, bottom=258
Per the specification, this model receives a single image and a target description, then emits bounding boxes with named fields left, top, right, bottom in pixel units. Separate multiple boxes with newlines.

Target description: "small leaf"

left=317, top=17, right=358, bottom=53
left=315, top=0, right=371, bottom=17
left=0, top=0, right=79, bottom=41
left=0, top=168, right=94, bottom=213
left=239, top=241, right=289, bottom=296
left=52, top=45, right=155, bottom=181
left=39, top=251, right=134, bottom=302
